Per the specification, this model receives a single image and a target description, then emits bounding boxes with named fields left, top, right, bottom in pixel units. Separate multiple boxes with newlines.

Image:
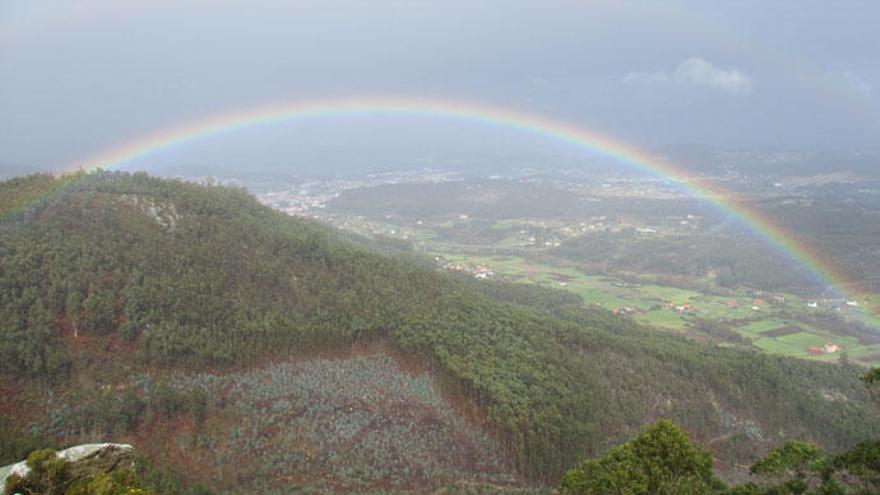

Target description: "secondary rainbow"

left=67, top=96, right=876, bottom=327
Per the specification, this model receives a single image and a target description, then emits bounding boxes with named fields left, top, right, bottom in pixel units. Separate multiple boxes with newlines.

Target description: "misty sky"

left=1, top=0, right=878, bottom=175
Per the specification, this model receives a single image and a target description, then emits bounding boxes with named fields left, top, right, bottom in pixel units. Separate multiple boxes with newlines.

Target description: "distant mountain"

left=655, top=144, right=880, bottom=179
left=1, top=171, right=878, bottom=492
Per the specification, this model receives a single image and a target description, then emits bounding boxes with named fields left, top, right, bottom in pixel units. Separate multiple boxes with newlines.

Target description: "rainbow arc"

left=32, top=96, right=879, bottom=328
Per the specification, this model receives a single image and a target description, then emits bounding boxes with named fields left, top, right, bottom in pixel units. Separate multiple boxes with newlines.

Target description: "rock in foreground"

left=1, top=443, right=138, bottom=494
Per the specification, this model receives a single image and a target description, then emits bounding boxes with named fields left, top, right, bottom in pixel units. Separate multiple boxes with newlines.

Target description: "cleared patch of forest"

left=146, top=352, right=518, bottom=493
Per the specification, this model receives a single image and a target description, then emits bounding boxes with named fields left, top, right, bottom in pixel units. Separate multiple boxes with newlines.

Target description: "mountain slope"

left=1, top=171, right=878, bottom=490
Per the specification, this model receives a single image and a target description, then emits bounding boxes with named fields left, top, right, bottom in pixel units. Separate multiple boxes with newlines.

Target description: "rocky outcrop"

left=0, top=443, right=134, bottom=493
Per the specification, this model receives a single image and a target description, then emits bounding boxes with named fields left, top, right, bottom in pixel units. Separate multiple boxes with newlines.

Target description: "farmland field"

left=431, top=250, right=880, bottom=365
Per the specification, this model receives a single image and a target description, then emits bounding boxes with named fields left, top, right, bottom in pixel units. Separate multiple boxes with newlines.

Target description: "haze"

left=1, top=0, right=878, bottom=175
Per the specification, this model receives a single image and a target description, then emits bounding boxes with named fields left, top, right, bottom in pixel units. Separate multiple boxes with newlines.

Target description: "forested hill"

left=1, top=171, right=879, bottom=486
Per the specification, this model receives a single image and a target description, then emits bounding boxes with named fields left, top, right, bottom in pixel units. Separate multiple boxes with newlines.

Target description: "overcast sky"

left=1, top=0, right=878, bottom=174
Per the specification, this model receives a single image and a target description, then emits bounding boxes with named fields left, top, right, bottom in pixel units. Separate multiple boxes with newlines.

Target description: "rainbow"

left=57, top=96, right=877, bottom=328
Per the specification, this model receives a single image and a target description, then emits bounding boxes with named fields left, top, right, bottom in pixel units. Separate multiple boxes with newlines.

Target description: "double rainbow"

left=56, top=96, right=877, bottom=328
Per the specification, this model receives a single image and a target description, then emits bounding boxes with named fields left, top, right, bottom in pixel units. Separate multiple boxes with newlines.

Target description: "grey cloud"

left=2, top=0, right=879, bottom=171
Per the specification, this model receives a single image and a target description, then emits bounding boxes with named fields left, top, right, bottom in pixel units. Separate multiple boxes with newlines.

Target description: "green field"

left=323, top=211, right=879, bottom=367
left=432, top=250, right=880, bottom=366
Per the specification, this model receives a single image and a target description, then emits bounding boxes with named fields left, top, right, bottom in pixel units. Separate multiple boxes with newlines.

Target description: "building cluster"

left=808, top=343, right=841, bottom=355
left=672, top=303, right=697, bottom=314
left=441, top=260, right=495, bottom=280
left=257, top=169, right=458, bottom=216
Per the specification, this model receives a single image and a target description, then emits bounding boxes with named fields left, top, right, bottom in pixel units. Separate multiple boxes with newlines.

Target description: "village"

left=255, top=168, right=460, bottom=216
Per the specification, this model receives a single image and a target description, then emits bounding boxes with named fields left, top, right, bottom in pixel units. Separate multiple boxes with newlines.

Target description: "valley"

left=254, top=168, right=880, bottom=367
left=4, top=2, right=879, bottom=493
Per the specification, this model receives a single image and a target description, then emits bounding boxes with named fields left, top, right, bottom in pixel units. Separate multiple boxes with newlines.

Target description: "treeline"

left=1, top=172, right=879, bottom=484
left=450, top=272, right=584, bottom=313
left=550, top=191, right=880, bottom=295
left=47, top=382, right=207, bottom=439
left=561, top=419, right=880, bottom=495
left=760, top=195, right=880, bottom=293
left=562, top=370, right=880, bottom=494
left=0, top=416, right=55, bottom=467
left=553, top=229, right=822, bottom=294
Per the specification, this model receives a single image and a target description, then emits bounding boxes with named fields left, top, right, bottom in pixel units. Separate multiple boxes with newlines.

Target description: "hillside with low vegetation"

left=1, top=171, right=879, bottom=492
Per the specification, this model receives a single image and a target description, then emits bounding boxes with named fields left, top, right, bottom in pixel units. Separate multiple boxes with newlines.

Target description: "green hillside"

left=1, top=172, right=878, bottom=491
